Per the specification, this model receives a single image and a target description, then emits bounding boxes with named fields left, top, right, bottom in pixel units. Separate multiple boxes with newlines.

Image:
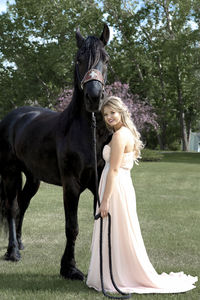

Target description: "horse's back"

left=1, top=106, right=59, bottom=139
left=1, top=106, right=57, bottom=130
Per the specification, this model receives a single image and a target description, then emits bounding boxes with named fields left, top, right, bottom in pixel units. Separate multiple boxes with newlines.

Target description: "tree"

left=0, top=0, right=105, bottom=116
left=103, top=0, right=200, bottom=150
left=1, top=0, right=199, bottom=151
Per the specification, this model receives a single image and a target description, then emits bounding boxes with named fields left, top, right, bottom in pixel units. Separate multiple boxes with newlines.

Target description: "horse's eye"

left=105, top=57, right=109, bottom=64
left=77, top=53, right=85, bottom=65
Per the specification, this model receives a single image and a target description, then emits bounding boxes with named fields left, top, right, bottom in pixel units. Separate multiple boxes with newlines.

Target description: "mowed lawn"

left=0, top=152, right=199, bottom=300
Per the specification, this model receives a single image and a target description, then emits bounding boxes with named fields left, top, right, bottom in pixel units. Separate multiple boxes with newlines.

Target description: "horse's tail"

left=0, top=175, right=8, bottom=235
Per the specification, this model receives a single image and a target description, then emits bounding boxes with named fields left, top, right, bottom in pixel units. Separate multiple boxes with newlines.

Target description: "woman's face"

left=103, top=105, right=122, bottom=129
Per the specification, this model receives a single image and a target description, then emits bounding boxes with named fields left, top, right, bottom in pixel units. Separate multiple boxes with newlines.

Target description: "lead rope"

left=91, top=112, right=131, bottom=299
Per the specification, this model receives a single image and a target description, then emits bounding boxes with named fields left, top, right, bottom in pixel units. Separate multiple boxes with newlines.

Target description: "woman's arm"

left=99, top=130, right=126, bottom=218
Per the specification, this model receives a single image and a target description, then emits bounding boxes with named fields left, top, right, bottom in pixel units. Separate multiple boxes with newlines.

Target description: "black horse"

left=0, top=24, right=110, bottom=280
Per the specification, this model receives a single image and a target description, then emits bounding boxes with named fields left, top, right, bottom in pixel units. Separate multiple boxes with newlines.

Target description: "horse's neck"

left=71, top=87, right=91, bottom=121
left=94, top=112, right=111, bottom=149
left=68, top=87, right=84, bottom=114
left=59, top=87, right=90, bottom=133
left=60, top=87, right=110, bottom=145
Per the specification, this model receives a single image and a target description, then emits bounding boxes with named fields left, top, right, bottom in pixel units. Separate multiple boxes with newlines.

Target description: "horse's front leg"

left=60, top=181, right=84, bottom=280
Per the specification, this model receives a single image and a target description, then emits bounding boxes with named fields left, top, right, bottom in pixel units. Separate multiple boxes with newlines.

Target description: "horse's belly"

left=28, top=160, right=60, bottom=184
left=38, top=174, right=62, bottom=186
left=19, top=150, right=61, bottom=186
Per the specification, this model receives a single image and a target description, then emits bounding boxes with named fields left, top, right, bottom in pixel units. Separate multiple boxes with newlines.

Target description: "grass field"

left=0, top=152, right=199, bottom=300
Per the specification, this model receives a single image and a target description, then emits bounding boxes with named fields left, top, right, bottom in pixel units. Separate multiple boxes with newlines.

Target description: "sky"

left=0, top=0, right=197, bottom=31
left=0, top=0, right=144, bottom=12
left=0, top=0, right=15, bottom=13
left=0, top=0, right=115, bottom=40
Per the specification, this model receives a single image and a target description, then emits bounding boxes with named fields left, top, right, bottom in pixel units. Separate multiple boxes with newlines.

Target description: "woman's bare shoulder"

left=111, top=128, right=127, bottom=149
left=112, top=127, right=134, bottom=152
left=112, top=127, right=128, bottom=140
left=113, top=126, right=133, bottom=139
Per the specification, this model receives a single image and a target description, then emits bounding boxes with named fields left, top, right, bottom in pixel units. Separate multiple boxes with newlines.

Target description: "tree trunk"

left=163, top=1, right=188, bottom=151
left=179, top=111, right=188, bottom=151
left=176, top=66, right=188, bottom=151
left=157, top=120, right=167, bottom=150
left=157, top=133, right=164, bottom=150
left=157, top=56, right=168, bottom=150
left=157, top=132, right=166, bottom=150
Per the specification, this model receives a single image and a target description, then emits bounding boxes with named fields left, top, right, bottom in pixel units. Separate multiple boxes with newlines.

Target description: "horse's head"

left=75, top=24, right=110, bottom=112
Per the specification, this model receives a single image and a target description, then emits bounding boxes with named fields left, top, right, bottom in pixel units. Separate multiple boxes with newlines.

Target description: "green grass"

left=0, top=152, right=199, bottom=300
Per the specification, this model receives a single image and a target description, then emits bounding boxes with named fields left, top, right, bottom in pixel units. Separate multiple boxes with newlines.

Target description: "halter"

left=81, top=69, right=105, bottom=90
left=76, top=63, right=105, bottom=90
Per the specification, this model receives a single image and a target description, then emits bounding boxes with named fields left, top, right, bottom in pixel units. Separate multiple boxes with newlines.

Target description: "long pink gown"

left=86, top=145, right=198, bottom=294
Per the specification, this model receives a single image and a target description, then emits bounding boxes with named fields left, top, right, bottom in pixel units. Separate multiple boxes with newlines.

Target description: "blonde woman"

left=86, top=96, right=197, bottom=294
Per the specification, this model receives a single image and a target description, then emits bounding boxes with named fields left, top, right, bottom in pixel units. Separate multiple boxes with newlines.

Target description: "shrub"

left=55, top=82, right=159, bottom=133
left=141, top=149, right=164, bottom=162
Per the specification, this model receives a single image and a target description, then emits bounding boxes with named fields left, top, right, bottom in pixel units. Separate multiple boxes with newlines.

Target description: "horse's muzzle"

left=84, top=81, right=103, bottom=112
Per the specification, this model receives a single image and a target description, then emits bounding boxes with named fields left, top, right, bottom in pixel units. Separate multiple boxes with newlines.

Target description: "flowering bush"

left=56, top=82, right=158, bottom=132
left=56, top=89, right=73, bottom=112
left=105, top=82, right=158, bottom=132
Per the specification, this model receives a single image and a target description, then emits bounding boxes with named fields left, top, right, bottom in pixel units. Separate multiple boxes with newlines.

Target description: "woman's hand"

left=99, top=200, right=109, bottom=218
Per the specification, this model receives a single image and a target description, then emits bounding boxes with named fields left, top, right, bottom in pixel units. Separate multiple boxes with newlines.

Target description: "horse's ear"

left=76, top=28, right=85, bottom=48
left=100, top=24, right=110, bottom=46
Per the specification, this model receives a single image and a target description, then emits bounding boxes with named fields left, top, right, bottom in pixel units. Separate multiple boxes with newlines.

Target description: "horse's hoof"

left=60, top=266, right=85, bottom=281
left=4, top=247, right=21, bottom=262
left=18, top=240, right=25, bottom=250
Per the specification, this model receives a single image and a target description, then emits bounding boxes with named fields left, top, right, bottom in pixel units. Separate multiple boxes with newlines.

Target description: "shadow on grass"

left=0, top=272, right=198, bottom=300
left=0, top=272, right=90, bottom=294
left=161, top=152, right=200, bottom=164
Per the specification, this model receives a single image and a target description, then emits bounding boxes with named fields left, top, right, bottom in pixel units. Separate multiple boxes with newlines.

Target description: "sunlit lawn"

left=0, top=152, right=199, bottom=300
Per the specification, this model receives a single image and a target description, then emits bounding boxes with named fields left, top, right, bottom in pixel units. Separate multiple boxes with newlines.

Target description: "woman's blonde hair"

left=101, top=96, right=143, bottom=160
